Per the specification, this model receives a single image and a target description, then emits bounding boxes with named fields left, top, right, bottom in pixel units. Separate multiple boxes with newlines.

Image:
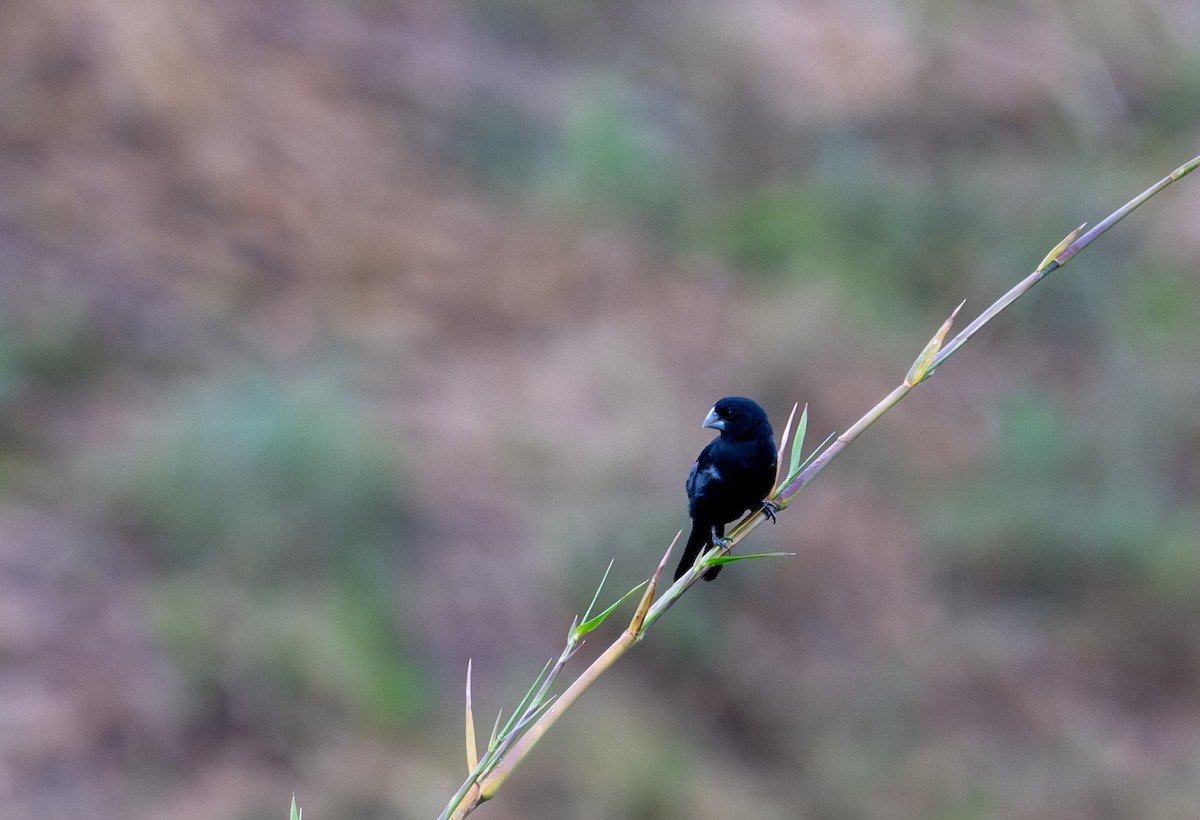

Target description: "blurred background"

left=2, top=0, right=1199, bottom=818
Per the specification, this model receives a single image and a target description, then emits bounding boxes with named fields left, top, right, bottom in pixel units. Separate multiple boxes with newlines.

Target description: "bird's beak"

left=702, top=407, right=725, bottom=431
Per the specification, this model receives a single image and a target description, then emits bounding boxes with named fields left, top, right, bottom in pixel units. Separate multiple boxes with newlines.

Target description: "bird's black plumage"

left=676, top=397, right=778, bottom=582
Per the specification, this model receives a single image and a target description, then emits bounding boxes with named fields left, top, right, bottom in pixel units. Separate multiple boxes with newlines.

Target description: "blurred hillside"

left=1, top=1, right=1199, bottom=818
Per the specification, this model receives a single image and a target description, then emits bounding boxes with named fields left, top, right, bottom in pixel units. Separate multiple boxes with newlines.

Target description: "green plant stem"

left=764, top=153, right=1200, bottom=511
left=438, top=153, right=1199, bottom=818
left=935, top=154, right=1200, bottom=368
left=474, top=629, right=637, bottom=806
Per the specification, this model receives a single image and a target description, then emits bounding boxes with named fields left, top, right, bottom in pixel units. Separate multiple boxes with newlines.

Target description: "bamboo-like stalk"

left=469, top=544, right=673, bottom=806
left=439, top=154, right=1200, bottom=818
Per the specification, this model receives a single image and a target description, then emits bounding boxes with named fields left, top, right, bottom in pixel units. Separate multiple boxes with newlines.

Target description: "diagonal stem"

left=438, top=153, right=1200, bottom=818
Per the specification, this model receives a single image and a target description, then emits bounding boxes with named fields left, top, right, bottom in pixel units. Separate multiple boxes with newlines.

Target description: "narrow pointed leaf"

left=290, top=794, right=302, bottom=820
left=787, top=404, right=809, bottom=480
left=774, top=402, right=798, bottom=486
left=631, top=531, right=679, bottom=633
left=497, top=659, right=553, bottom=739
left=704, top=551, right=796, bottom=567
left=783, top=430, right=836, bottom=492
left=573, top=580, right=648, bottom=640
left=803, top=432, right=836, bottom=471
left=489, top=708, right=505, bottom=749
left=465, top=659, right=478, bottom=772
left=906, top=300, right=964, bottom=385
left=512, top=693, right=558, bottom=732
left=1037, top=223, right=1086, bottom=272
left=579, top=559, right=614, bottom=626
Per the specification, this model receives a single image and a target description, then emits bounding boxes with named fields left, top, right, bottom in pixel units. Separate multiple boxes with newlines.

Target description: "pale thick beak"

left=702, top=407, right=725, bottom=431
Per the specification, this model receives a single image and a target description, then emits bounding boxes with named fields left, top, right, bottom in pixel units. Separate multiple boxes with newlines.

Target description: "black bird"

left=675, top=397, right=778, bottom=582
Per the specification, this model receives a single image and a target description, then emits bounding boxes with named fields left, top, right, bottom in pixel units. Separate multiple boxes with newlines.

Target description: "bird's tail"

left=674, top=521, right=723, bottom=582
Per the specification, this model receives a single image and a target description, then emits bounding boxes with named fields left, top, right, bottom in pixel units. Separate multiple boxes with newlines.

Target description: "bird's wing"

left=686, top=443, right=723, bottom=512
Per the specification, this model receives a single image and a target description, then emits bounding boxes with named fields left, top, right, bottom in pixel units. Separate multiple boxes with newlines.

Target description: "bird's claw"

left=762, top=499, right=780, bottom=524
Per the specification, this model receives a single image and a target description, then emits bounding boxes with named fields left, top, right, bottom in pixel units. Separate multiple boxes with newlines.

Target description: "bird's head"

left=702, top=396, right=773, bottom=439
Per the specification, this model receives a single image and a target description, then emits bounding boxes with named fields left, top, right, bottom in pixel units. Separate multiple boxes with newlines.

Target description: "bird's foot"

left=709, top=527, right=732, bottom=549
left=762, top=499, right=780, bottom=524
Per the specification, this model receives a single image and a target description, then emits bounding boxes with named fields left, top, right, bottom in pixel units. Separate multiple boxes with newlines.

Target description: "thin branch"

left=438, top=153, right=1200, bottom=818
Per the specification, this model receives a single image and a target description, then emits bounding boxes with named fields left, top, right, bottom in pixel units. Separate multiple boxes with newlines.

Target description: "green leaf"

left=704, top=551, right=795, bottom=567
left=782, top=430, right=835, bottom=487
left=290, top=794, right=302, bottom=820
left=512, top=694, right=558, bottom=732
left=578, top=560, right=614, bottom=626
left=572, top=580, right=647, bottom=641
left=787, top=404, right=809, bottom=480
left=488, top=708, right=505, bottom=749
left=496, top=659, right=553, bottom=741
